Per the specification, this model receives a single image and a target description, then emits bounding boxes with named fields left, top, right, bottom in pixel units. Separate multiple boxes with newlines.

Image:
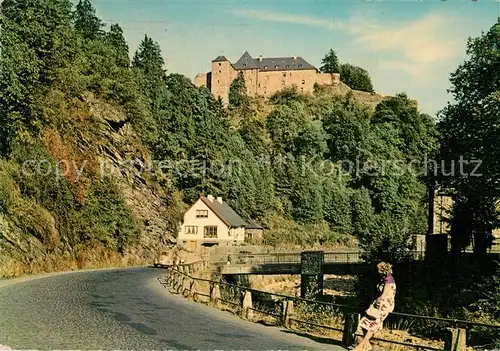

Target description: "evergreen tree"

left=107, top=24, right=130, bottom=68
left=229, top=71, right=249, bottom=108
left=74, top=0, right=103, bottom=40
left=320, top=49, right=340, bottom=74
left=132, top=35, right=166, bottom=104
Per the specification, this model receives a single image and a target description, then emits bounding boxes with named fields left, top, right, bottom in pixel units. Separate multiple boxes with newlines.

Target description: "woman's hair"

left=377, top=262, right=393, bottom=276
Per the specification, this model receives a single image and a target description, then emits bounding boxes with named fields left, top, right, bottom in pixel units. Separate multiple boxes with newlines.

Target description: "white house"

left=177, top=195, right=247, bottom=250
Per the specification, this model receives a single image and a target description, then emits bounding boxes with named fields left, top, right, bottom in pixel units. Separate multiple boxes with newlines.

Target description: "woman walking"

left=353, top=262, right=396, bottom=351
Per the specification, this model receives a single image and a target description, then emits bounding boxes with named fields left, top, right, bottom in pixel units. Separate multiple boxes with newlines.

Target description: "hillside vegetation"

left=0, top=0, right=439, bottom=277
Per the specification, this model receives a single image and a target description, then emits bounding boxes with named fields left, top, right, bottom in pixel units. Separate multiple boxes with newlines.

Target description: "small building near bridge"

left=244, top=220, right=264, bottom=243
left=177, top=195, right=247, bottom=250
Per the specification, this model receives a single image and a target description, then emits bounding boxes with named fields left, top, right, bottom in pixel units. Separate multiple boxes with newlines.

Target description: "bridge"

left=218, top=251, right=370, bottom=275
left=216, top=250, right=425, bottom=298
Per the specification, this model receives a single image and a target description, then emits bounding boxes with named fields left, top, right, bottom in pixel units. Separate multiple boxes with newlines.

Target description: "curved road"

left=0, top=267, right=344, bottom=350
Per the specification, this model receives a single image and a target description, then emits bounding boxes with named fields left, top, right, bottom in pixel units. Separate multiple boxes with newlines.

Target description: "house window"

left=264, top=65, right=268, bottom=69
left=185, top=226, right=198, bottom=234
left=283, top=72, right=286, bottom=77
left=204, top=226, right=218, bottom=238
left=258, top=84, right=261, bottom=88
left=275, top=65, right=279, bottom=68
left=302, top=80, right=305, bottom=85
left=286, top=65, right=290, bottom=68
left=219, top=70, right=221, bottom=73
left=218, top=63, right=221, bottom=66
left=196, top=210, right=208, bottom=218
left=217, top=80, right=220, bottom=84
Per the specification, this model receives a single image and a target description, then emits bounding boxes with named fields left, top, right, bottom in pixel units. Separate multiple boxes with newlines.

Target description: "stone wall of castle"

left=195, top=60, right=340, bottom=103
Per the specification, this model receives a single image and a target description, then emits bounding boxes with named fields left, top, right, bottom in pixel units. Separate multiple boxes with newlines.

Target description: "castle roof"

left=232, top=52, right=315, bottom=72
left=212, top=55, right=228, bottom=62
left=233, top=51, right=259, bottom=69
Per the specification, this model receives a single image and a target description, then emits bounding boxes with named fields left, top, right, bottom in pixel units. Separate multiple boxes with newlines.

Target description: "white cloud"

left=352, top=13, right=463, bottom=64
left=234, top=9, right=464, bottom=78
left=233, top=9, right=348, bottom=31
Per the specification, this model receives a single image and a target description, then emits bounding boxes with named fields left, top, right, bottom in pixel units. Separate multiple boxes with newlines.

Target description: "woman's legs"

left=353, top=330, right=374, bottom=351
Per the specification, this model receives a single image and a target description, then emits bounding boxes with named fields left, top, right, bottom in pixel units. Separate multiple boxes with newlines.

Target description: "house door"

left=187, top=241, right=197, bottom=251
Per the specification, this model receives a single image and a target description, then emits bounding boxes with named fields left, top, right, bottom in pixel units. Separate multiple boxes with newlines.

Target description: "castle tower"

left=211, top=55, right=235, bottom=104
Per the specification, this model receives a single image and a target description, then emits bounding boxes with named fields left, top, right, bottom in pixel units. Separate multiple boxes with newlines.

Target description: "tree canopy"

left=437, top=19, right=500, bottom=256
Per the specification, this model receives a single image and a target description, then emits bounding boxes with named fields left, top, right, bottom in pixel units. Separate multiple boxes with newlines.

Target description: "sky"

left=92, top=0, right=499, bottom=116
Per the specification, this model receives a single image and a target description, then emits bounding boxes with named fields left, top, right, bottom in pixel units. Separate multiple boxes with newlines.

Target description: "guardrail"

left=158, top=266, right=500, bottom=351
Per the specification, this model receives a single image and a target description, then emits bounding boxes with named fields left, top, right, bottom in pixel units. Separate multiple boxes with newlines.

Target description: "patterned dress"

left=359, top=275, right=396, bottom=332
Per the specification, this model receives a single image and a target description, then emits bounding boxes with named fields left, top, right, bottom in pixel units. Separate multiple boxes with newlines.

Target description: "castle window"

left=258, top=84, right=261, bottom=88
left=217, top=80, right=220, bottom=84
left=282, top=72, right=286, bottom=77
left=218, top=70, right=221, bottom=73
left=218, top=63, right=221, bottom=66
left=302, top=80, right=305, bottom=85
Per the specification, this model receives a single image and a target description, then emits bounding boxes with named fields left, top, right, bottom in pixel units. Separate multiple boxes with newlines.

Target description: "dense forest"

left=0, top=0, right=498, bottom=281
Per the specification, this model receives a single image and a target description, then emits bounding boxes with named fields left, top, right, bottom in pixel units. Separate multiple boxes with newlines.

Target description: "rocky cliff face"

left=0, top=93, right=184, bottom=278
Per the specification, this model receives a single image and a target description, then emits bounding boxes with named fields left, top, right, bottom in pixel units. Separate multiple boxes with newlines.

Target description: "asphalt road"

left=0, top=267, right=345, bottom=350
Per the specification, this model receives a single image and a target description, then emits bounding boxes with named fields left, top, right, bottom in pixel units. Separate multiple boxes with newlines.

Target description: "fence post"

left=282, top=300, right=294, bottom=328
left=241, top=290, right=253, bottom=320
left=189, top=280, right=198, bottom=300
left=210, top=282, right=221, bottom=307
left=342, top=311, right=359, bottom=348
left=182, top=277, right=190, bottom=297
left=176, top=273, right=183, bottom=292
left=444, top=328, right=467, bottom=351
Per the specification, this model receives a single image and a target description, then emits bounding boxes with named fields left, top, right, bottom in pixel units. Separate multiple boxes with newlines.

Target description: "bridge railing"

left=220, top=250, right=426, bottom=266
left=158, top=266, right=500, bottom=351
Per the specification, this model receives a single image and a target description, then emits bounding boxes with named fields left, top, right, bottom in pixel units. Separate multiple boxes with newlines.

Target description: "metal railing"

left=159, top=265, right=500, bottom=351
left=220, top=250, right=427, bottom=266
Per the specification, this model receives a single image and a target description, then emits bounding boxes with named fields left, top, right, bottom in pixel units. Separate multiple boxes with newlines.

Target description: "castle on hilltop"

left=194, top=51, right=340, bottom=104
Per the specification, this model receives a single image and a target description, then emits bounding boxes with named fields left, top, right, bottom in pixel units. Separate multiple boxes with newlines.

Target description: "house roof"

left=245, top=220, right=263, bottom=230
left=200, top=196, right=247, bottom=228
left=212, top=55, right=228, bottom=62
left=232, top=52, right=315, bottom=72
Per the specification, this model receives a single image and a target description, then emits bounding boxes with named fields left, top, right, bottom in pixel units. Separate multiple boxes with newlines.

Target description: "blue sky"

left=92, top=0, right=499, bottom=115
